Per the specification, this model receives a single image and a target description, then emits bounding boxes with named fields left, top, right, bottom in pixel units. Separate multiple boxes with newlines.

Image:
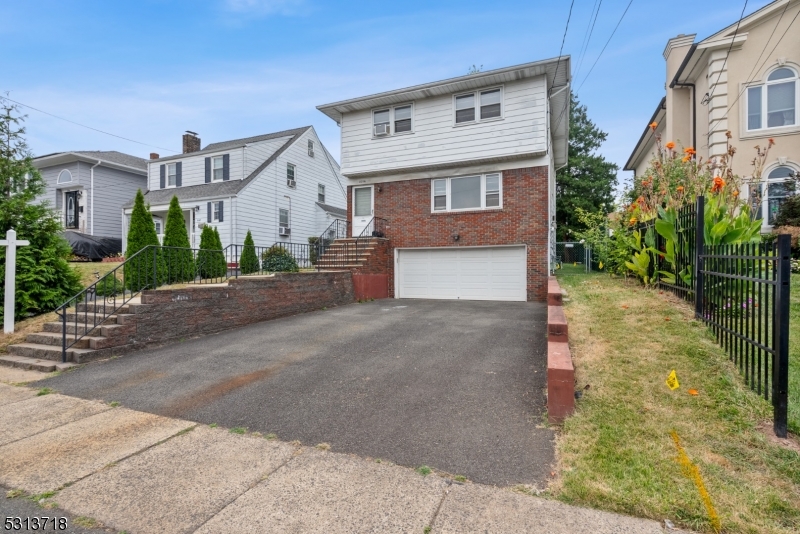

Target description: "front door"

left=65, top=191, right=79, bottom=229
left=352, top=186, right=373, bottom=237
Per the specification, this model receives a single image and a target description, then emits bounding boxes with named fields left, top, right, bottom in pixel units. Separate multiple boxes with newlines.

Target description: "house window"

left=213, top=201, right=222, bottom=222
left=287, top=163, right=296, bottom=187
left=373, top=105, right=413, bottom=136
left=765, top=166, right=797, bottom=225
left=455, top=88, right=503, bottom=125
left=154, top=220, right=162, bottom=235
left=308, top=140, right=315, bottom=157
left=212, top=156, right=224, bottom=181
left=279, top=208, right=289, bottom=227
left=431, top=173, right=503, bottom=212
left=167, top=163, right=177, bottom=187
left=57, top=169, right=73, bottom=184
left=373, top=109, right=390, bottom=135
left=318, top=184, right=325, bottom=203
left=746, top=67, right=797, bottom=131
left=394, top=105, right=412, bottom=133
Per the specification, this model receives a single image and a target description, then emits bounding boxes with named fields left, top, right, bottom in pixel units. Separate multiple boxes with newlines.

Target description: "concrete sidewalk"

left=0, top=380, right=667, bottom=533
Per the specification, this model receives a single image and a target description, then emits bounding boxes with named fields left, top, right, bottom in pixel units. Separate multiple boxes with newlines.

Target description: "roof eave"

left=32, top=152, right=147, bottom=175
left=624, top=97, right=667, bottom=171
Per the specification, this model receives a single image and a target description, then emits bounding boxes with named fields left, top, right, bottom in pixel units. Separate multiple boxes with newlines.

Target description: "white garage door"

left=397, top=246, right=527, bottom=301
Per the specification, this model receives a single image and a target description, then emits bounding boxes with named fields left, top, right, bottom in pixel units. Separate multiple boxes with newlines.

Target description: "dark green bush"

left=162, top=196, right=195, bottom=283
left=774, top=194, right=800, bottom=227
left=308, top=236, right=319, bottom=265
left=240, top=230, right=260, bottom=274
left=197, top=226, right=226, bottom=279
left=261, top=246, right=299, bottom=272
left=124, top=189, right=165, bottom=291
left=94, top=274, right=123, bottom=297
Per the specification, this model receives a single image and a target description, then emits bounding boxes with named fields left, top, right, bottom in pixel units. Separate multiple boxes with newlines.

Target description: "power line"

left=576, top=0, right=635, bottom=95
left=706, top=3, right=799, bottom=137
left=574, top=0, right=603, bottom=83
left=0, top=94, right=179, bottom=154
left=549, top=0, right=576, bottom=99
left=702, top=0, right=748, bottom=105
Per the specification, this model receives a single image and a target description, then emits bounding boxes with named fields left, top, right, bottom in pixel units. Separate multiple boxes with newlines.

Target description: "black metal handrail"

left=354, top=216, right=388, bottom=260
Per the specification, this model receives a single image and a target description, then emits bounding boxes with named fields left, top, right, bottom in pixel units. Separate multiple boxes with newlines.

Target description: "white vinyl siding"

left=340, top=76, right=546, bottom=175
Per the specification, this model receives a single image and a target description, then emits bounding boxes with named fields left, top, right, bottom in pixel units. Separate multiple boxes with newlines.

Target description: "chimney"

left=182, top=131, right=201, bottom=154
left=149, top=152, right=160, bottom=160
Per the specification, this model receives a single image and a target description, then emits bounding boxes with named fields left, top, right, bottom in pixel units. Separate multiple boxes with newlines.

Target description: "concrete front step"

left=7, top=343, right=96, bottom=363
left=62, top=312, right=133, bottom=325
left=26, top=332, right=106, bottom=350
left=75, top=302, right=131, bottom=314
left=0, top=355, right=79, bottom=373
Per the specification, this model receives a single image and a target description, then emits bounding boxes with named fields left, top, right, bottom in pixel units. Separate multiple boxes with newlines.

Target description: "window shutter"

left=176, top=162, right=182, bottom=187
left=205, top=158, right=211, bottom=183
left=222, top=154, right=230, bottom=181
left=160, top=164, right=166, bottom=189
left=55, top=189, right=62, bottom=209
left=218, top=200, right=224, bottom=222
left=207, top=202, right=212, bottom=223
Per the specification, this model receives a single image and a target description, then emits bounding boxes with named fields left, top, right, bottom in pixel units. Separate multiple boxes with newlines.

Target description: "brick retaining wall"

left=547, top=276, right=575, bottom=423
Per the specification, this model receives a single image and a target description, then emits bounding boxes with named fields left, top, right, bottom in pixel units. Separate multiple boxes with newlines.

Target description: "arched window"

left=57, top=169, right=73, bottom=184
left=765, top=166, right=798, bottom=225
left=746, top=67, right=797, bottom=131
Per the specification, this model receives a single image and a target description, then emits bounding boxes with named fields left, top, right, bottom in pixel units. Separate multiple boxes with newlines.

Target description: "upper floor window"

left=373, top=104, right=413, bottom=137
left=287, top=163, right=296, bottom=187
left=57, top=169, right=73, bottom=184
left=431, top=173, right=502, bottom=212
left=454, top=87, right=503, bottom=125
left=167, top=163, right=177, bottom=187
left=318, top=184, right=325, bottom=203
left=212, top=156, right=224, bottom=181
left=747, top=67, right=797, bottom=131
left=308, top=139, right=315, bottom=157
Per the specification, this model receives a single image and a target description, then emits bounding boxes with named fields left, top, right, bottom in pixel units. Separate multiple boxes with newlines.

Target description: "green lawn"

left=554, top=273, right=800, bottom=534
left=789, top=274, right=799, bottom=434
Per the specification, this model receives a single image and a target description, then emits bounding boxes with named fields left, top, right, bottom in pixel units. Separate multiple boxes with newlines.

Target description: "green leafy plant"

left=196, top=226, right=226, bottom=279
left=162, top=196, right=195, bottom=283
left=261, top=245, right=299, bottom=272
left=124, top=189, right=164, bottom=291
left=239, top=230, right=260, bottom=274
left=308, top=236, right=319, bottom=265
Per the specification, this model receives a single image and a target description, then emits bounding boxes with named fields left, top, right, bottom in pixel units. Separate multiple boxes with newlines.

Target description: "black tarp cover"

left=64, top=231, right=122, bottom=261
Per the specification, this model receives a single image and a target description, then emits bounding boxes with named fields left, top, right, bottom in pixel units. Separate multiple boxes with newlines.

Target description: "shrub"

left=261, top=246, right=299, bottom=272
left=774, top=194, right=800, bottom=227
left=124, top=189, right=164, bottom=291
left=197, top=226, right=226, bottom=279
left=240, top=230, right=260, bottom=274
left=308, top=236, right=319, bottom=265
left=162, top=196, right=195, bottom=283
left=94, top=274, right=123, bottom=297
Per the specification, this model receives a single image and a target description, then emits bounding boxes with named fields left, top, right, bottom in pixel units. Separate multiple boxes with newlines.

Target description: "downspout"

left=669, top=43, right=698, bottom=150
left=90, top=159, right=102, bottom=235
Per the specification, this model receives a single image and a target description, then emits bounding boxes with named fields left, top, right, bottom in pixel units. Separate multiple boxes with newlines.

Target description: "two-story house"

left=317, top=57, right=570, bottom=302
left=624, top=0, right=800, bottom=229
left=122, top=127, right=346, bottom=252
left=32, top=150, right=147, bottom=240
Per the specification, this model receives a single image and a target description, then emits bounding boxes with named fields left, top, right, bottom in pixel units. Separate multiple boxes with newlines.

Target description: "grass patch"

left=416, top=465, right=432, bottom=476
left=453, top=475, right=467, bottom=483
left=209, top=423, right=218, bottom=428
left=265, top=433, right=277, bottom=440
left=5, top=489, right=24, bottom=498
left=554, top=273, right=800, bottom=534
left=108, top=401, right=120, bottom=407
left=315, top=442, right=331, bottom=451
left=71, top=262, right=118, bottom=287
left=72, top=516, right=100, bottom=528
left=229, top=427, right=247, bottom=435
left=36, top=387, right=54, bottom=396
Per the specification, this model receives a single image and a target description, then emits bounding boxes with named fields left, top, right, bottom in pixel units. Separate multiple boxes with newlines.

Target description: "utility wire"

left=574, top=0, right=603, bottom=83
left=575, top=0, right=634, bottom=95
left=549, top=0, right=575, bottom=99
left=702, top=0, right=748, bottom=105
left=706, top=4, right=798, bottom=138
left=0, top=94, right=179, bottom=154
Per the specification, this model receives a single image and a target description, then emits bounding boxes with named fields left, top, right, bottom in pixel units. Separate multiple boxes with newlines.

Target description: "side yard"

left=553, top=273, right=800, bottom=534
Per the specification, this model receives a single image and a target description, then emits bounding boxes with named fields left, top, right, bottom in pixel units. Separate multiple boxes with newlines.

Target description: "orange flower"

left=711, top=176, right=726, bottom=194
left=684, top=147, right=696, bottom=155
left=769, top=138, right=775, bottom=146
left=665, top=142, right=675, bottom=150
left=629, top=217, right=638, bottom=225
left=650, top=121, right=658, bottom=130
left=732, top=190, right=739, bottom=198
left=676, top=186, right=685, bottom=193
left=681, top=155, right=690, bottom=162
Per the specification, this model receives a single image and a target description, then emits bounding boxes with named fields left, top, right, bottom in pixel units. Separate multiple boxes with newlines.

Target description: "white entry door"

left=397, top=246, right=527, bottom=301
left=352, top=186, right=373, bottom=237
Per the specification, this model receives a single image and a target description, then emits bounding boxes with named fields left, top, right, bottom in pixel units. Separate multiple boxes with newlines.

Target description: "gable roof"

left=152, top=126, right=312, bottom=163
left=316, top=202, right=347, bottom=218
left=33, top=150, right=148, bottom=174
left=703, top=0, right=798, bottom=42
left=623, top=97, right=667, bottom=172
left=124, top=126, right=311, bottom=208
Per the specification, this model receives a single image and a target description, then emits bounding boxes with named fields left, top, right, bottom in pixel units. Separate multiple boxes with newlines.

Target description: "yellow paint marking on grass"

left=670, top=430, right=721, bottom=533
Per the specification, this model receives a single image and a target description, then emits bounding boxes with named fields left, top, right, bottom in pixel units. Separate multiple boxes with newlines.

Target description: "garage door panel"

left=398, top=246, right=526, bottom=301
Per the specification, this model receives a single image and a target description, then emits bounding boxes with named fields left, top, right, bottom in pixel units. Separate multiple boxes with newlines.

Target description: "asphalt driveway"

left=35, top=299, right=553, bottom=486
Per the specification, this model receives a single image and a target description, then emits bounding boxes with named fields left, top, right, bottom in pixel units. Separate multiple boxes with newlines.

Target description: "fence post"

left=152, top=246, right=158, bottom=289
left=772, top=234, right=791, bottom=438
left=694, top=195, right=705, bottom=319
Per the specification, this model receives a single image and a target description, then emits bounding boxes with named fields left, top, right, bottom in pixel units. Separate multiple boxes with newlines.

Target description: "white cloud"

left=223, top=0, right=309, bottom=17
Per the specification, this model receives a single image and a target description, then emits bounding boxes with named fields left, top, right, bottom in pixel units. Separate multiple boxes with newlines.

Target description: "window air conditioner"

left=374, top=124, right=389, bottom=136
left=279, top=226, right=291, bottom=236
left=287, top=179, right=296, bottom=188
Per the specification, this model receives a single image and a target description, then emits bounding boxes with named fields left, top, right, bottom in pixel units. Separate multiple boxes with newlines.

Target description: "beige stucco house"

left=624, top=0, right=800, bottom=228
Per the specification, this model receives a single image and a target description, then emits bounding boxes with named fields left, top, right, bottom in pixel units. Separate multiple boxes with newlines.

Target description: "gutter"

left=669, top=43, right=698, bottom=150
left=89, top=159, right=102, bottom=235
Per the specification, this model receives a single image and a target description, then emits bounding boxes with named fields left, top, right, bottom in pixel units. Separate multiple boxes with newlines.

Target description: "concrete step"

left=62, top=312, right=128, bottom=324
left=0, top=355, right=79, bottom=373
left=76, top=302, right=131, bottom=314
left=7, top=343, right=95, bottom=363
left=25, top=332, right=106, bottom=350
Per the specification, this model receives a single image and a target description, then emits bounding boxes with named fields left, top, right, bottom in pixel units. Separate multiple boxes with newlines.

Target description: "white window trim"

left=430, top=173, right=503, bottom=213
left=371, top=103, right=415, bottom=138
left=452, top=86, right=504, bottom=127
left=287, top=163, right=296, bottom=188
left=308, top=139, right=315, bottom=157
left=279, top=208, right=290, bottom=227
left=212, top=201, right=222, bottom=223
left=57, top=169, right=73, bottom=184
left=760, top=161, right=800, bottom=227
left=211, top=156, right=225, bottom=182
left=166, top=162, right=178, bottom=188
left=743, top=65, right=799, bottom=136
left=318, top=183, right=325, bottom=203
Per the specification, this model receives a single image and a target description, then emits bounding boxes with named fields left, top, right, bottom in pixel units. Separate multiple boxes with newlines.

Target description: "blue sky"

left=0, top=0, right=772, bottom=192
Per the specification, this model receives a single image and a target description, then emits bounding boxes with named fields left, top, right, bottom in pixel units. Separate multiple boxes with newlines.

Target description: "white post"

left=1, top=229, right=30, bottom=334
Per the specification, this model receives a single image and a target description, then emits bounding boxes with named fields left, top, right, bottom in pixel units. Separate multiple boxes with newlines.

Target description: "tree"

left=197, top=225, right=226, bottom=279
left=239, top=230, right=259, bottom=274
left=556, top=93, right=619, bottom=241
left=0, top=100, right=81, bottom=320
left=162, top=196, right=194, bottom=283
left=124, top=189, right=164, bottom=290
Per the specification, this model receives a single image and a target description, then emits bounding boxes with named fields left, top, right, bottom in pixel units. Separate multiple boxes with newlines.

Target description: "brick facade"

left=347, top=165, right=550, bottom=301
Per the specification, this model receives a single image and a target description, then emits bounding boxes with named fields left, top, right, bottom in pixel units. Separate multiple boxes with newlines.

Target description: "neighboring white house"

left=122, top=127, right=346, bottom=252
left=32, top=151, right=148, bottom=238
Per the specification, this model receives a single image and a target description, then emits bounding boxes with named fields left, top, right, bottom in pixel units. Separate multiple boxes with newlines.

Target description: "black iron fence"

left=633, top=196, right=791, bottom=437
